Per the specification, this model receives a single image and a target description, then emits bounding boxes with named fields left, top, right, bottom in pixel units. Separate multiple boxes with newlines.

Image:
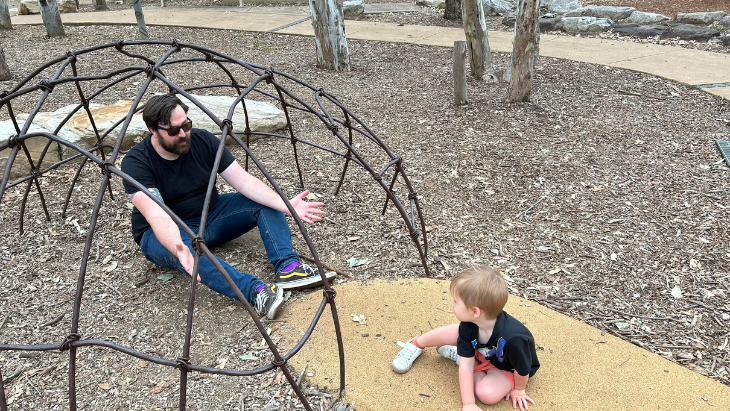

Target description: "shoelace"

left=395, top=341, right=420, bottom=359
left=255, top=290, right=267, bottom=314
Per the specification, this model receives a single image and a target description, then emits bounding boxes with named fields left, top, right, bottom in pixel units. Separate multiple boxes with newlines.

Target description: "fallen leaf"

left=216, top=358, right=228, bottom=369
left=548, top=268, right=561, bottom=274
left=103, top=261, right=118, bottom=272
left=615, top=322, right=631, bottom=331
left=98, top=383, right=112, bottom=390
left=239, top=352, right=256, bottom=361
left=671, top=286, right=682, bottom=299
left=347, top=236, right=361, bottom=241
left=157, top=273, right=174, bottom=282
left=347, top=257, right=369, bottom=267
left=350, top=314, right=367, bottom=325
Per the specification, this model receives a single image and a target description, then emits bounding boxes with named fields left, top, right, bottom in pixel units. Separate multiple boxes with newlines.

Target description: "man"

left=121, top=94, right=335, bottom=320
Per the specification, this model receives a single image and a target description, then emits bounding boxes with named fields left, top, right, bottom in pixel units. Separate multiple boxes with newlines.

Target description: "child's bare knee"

left=475, top=385, right=503, bottom=405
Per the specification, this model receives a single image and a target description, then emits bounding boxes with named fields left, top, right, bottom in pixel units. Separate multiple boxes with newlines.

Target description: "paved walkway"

left=10, top=4, right=730, bottom=100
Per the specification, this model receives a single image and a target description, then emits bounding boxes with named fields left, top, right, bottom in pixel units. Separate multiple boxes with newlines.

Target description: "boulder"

left=540, top=0, right=580, bottom=14
left=718, top=15, right=730, bottom=28
left=662, top=24, right=721, bottom=42
left=540, top=16, right=563, bottom=32
left=483, top=0, right=514, bottom=16
left=722, top=34, right=730, bottom=47
left=19, top=0, right=39, bottom=15
left=502, top=13, right=563, bottom=31
left=562, top=16, right=614, bottom=33
left=342, top=0, right=364, bottom=20
left=0, top=95, right=287, bottom=178
left=58, top=0, right=77, bottom=13
left=502, top=13, right=516, bottom=28
left=613, top=22, right=669, bottom=38
left=628, top=11, right=669, bottom=24
left=566, top=5, right=636, bottom=20
left=675, top=11, right=727, bottom=26
left=416, top=0, right=445, bottom=9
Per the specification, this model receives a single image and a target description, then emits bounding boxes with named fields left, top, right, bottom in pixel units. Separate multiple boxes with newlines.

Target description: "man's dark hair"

left=142, top=94, right=189, bottom=130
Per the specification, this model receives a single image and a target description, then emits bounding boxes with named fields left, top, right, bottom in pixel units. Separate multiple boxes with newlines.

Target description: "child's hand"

left=505, top=389, right=535, bottom=410
left=462, top=404, right=482, bottom=411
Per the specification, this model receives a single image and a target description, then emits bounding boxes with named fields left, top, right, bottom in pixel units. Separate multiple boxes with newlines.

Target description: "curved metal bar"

left=0, top=41, right=431, bottom=411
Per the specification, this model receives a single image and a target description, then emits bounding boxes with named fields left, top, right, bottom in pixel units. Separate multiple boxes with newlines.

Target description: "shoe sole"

left=276, top=271, right=337, bottom=290
left=266, top=287, right=285, bottom=320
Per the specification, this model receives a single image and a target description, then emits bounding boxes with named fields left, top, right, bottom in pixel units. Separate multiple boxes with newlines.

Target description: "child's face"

left=451, top=293, right=475, bottom=322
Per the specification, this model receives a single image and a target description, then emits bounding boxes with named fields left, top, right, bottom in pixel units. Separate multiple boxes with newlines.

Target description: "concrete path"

left=10, top=5, right=730, bottom=100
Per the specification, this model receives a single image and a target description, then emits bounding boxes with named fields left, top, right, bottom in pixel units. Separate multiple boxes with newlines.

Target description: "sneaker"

left=275, top=262, right=336, bottom=290
left=392, top=339, right=423, bottom=374
left=255, top=284, right=283, bottom=320
left=437, top=345, right=460, bottom=365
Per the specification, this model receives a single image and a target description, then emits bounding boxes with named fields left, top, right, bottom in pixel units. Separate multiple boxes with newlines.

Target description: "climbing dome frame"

left=0, top=40, right=429, bottom=410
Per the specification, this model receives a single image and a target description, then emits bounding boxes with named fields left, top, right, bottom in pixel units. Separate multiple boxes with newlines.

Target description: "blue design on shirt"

left=471, top=339, right=478, bottom=349
left=486, top=337, right=506, bottom=362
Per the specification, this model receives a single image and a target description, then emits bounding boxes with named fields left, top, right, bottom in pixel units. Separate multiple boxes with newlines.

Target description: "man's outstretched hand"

left=175, top=243, right=201, bottom=282
left=289, top=190, right=325, bottom=224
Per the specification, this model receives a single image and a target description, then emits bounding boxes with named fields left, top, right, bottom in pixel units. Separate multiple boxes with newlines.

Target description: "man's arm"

left=220, top=161, right=325, bottom=223
left=130, top=189, right=194, bottom=275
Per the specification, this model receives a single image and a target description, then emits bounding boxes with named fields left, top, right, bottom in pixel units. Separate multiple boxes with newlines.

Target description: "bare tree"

left=93, top=0, right=108, bottom=11
left=38, top=0, right=66, bottom=37
left=132, top=0, right=149, bottom=39
left=507, top=0, right=540, bottom=102
left=309, top=0, right=350, bottom=71
left=444, top=0, right=461, bottom=21
left=462, top=0, right=494, bottom=80
left=0, top=45, right=10, bottom=81
left=0, top=0, right=12, bottom=30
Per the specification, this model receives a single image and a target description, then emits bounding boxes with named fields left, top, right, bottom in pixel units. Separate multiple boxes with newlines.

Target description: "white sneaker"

left=392, top=339, right=423, bottom=373
left=437, top=345, right=460, bottom=365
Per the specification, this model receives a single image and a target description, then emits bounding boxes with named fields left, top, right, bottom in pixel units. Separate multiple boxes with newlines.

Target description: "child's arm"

left=505, top=372, right=535, bottom=410
left=458, top=356, right=482, bottom=411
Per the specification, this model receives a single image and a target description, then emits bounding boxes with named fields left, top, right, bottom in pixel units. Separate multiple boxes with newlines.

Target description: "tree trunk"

left=0, top=0, right=12, bottom=30
left=132, top=0, right=149, bottom=39
left=507, top=0, right=540, bottom=102
left=444, top=0, right=461, bottom=21
left=0, top=46, right=10, bottom=81
left=462, top=0, right=493, bottom=80
left=38, top=0, right=66, bottom=37
left=309, top=0, right=350, bottom=71
left=93, top=0, right=108, bottom=11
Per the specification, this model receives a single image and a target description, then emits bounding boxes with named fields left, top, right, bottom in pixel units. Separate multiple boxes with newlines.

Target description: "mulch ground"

left=1, top=0, right=730, bottom=409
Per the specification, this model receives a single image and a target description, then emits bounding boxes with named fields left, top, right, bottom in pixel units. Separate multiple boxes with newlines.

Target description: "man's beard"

left=157, top=133, right=191, bottom=155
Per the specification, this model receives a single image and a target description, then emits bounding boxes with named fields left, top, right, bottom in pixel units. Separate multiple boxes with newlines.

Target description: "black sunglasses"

left=157, top=118, right=193, bottom=135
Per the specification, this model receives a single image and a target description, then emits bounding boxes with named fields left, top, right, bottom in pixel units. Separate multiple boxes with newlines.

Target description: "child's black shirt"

left=456, top=311, right=540, bottom=377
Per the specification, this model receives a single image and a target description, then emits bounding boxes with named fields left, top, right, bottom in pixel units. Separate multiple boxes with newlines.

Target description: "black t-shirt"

left=121, top=128, right=235, bottom=244
left=456, top=311, right=540, bottom=377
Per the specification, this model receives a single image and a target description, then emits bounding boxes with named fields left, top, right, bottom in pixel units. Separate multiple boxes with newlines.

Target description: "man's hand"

left=505, top=389, right=535, bottom=410
left=289, top=190, right=325, bottom=224
left=174, top=243, right=200, bottom=282
left=462, top=404, right=482, bottom=411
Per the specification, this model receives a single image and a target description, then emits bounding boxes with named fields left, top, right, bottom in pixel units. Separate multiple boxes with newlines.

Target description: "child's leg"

left=473, top=369, right=512, bottom=405
left=412, top=323, right=459, bottom=348
left=393, top=324, right=459, bottom=373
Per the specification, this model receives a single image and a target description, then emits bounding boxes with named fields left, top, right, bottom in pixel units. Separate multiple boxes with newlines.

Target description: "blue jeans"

left=139, top=193, right=300, bottom=304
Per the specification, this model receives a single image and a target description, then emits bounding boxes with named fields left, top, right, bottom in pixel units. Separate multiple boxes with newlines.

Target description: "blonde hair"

left=450, top=265, right=508, bottom=319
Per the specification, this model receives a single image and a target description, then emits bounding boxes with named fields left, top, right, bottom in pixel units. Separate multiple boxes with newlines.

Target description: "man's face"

left=152, top=105, right=191, bottom=156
